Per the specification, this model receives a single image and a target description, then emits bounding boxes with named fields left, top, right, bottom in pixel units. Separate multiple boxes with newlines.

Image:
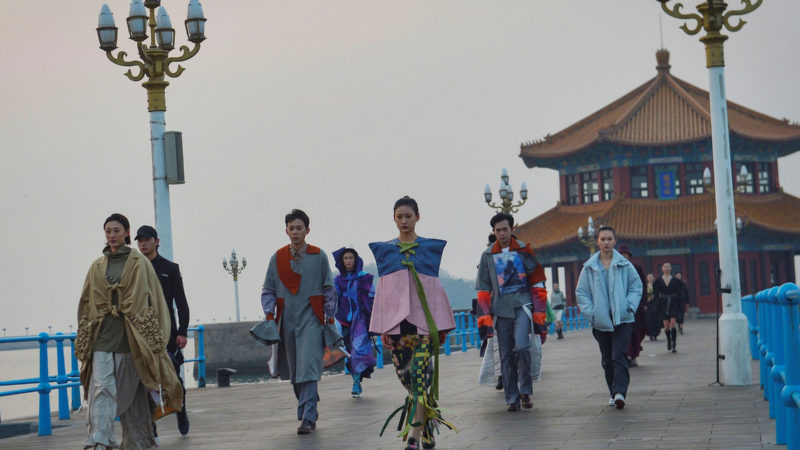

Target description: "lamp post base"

left=718, top=311, right=753, bottom=386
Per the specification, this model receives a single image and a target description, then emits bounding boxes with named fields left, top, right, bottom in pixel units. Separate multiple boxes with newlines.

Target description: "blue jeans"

left=592, top=322, right=633, bottom=397
left=495, top=307, right=532, bottom=405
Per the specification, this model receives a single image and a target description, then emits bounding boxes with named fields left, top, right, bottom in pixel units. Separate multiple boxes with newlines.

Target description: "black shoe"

left=297, top=419, right=315, bottom=434
left=405, top=437, right=420, bottom=450
left=177, top=409, right=190, bottom=435
left=422, top=430, right=436, bottom=449
left=507, top=403, right=520, bottom=412
left=495, top=376, right=503, bottom=390
left=521, top=394, right=533, bottom=409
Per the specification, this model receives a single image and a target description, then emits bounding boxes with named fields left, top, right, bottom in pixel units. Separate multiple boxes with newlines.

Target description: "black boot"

left=671, top=328, right=677, bottom=353
left=666, top=330, right=672, bottom=351
left=557, top=329, right=564, bottom=339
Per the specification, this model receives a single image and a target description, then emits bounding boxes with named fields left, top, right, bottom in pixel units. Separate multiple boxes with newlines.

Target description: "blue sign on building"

left=657, top=170, right=677, bottom=199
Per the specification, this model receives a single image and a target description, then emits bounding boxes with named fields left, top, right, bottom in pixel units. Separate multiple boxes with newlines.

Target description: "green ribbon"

left=397, top=241, right=441, bottom=401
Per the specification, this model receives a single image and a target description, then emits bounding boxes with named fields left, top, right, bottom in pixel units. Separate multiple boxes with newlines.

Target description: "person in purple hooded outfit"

left=333, top=247, right=377, bottom=398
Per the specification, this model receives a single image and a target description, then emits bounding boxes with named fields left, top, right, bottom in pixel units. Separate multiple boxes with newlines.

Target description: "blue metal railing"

left=185, top=325, right=206, bottom=388
left=0, top=332, right=81, bottom=436
left=742, top=283, right=800, bottom=448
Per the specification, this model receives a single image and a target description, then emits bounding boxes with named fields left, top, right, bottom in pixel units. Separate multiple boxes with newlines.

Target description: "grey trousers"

left=86, top=351, right=155, bottom=449
left=495, top=307, right=532, bottom=405
left=292, top=380, right=319, bottom=423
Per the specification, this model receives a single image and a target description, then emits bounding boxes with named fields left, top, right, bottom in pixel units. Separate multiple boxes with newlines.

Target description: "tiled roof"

left=515, top=192, right=800, bottom=251
left=520, top=50, right=800, bottom=164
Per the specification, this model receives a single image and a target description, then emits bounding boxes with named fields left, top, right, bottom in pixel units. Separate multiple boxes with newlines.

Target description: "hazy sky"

left=1, top=1, right=799, bottom=334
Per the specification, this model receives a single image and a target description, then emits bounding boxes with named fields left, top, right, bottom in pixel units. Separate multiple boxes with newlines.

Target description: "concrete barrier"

left=194, top=321, right=271, bottom=377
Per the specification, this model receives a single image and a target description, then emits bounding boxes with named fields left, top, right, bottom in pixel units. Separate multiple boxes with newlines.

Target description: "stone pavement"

left=1, top=319, right=777, bottom=449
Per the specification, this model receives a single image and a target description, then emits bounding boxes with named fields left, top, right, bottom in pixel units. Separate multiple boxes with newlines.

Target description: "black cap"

left=134, top=225, right=158, bottom=241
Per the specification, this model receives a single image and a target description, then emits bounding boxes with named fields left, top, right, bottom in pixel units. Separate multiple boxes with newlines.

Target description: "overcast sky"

left=1, top=0, right=799, bottom=334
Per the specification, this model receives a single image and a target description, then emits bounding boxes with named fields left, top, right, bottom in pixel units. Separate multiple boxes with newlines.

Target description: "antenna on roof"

left=659, top=14, right=664, bottom=49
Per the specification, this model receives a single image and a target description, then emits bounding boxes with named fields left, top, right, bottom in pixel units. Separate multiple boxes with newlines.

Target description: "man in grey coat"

left=261, top=209, right=337, bottom=434
left=576, top=226, right=642, bottom=409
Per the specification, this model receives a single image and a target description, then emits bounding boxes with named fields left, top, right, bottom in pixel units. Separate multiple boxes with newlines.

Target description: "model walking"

left=370, top=196, right=456, bottom=450
left=333, top=247, right=376, bottom=398
left=75, top=213, right=183, bottom=449
left=575, top=226, right=642, bottom=409
left=653, top=262, right=684, bottom=352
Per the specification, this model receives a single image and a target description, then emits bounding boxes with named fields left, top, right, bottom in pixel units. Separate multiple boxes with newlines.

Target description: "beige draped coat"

left=75, top=247, right=183, bottom=411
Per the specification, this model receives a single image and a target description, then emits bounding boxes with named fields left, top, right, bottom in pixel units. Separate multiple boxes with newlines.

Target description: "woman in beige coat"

left=75, top=213, right=182, bottom=449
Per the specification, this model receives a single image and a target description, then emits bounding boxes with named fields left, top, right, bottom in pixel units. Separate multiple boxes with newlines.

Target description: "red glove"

left=266, top=313, right=275, bottom=321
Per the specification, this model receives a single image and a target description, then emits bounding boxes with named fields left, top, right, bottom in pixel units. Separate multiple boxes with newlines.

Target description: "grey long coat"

left=263, top=246, right=334, bottom=384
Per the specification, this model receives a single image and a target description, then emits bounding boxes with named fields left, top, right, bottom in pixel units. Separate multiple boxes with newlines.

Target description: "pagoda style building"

left=516, top=50, right=800, bottom=314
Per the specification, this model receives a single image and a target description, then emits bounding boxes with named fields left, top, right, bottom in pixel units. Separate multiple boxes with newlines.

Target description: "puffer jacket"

left=575, top=249, right=643, bottom=332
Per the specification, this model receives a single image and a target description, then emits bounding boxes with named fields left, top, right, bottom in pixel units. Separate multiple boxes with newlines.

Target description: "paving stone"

left=0, top=319, right=779, bottom=449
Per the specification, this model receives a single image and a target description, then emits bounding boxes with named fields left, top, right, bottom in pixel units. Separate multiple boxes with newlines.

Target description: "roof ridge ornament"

left=656, top=48, right=671, bottom=73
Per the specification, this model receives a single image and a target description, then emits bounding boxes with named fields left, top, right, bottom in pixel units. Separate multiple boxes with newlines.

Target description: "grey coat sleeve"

left=261, top=255, right=277, bottom=317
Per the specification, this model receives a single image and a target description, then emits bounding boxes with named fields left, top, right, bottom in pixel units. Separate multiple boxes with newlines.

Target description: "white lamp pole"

left=96, top=0, right=207, bottom=261
left=223, top=249, right=247, bottom=322
left=659, top=0, right=761, bottom=386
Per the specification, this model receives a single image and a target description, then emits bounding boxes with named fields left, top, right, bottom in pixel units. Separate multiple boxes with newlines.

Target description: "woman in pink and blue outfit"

left=370, top=196, right=456, bottom=450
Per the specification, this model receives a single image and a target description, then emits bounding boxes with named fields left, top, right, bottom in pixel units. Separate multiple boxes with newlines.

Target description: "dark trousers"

left=292, top=381, right=319, bottom=422
left=168, top=348, right=187, bottom=414
left=592, top=322, right=632, bottom=397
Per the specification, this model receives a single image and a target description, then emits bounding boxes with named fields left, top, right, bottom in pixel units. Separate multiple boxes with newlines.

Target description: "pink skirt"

left=369, top=270, right=456, bottom=335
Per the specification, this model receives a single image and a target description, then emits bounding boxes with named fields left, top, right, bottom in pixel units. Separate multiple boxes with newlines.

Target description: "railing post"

left=37, top=332, right=52, bottom=436
left=469, top=314, right=477, bottom=349
left=459, top=313, right=467, bottom=352
left=743, top=295, right=759, bottom=360
left=55, top=333, right=69, bottom=420
left=444, top=331, right=451, bottom=356
left=777, top=283, right=800, bottom=449
left=757, top=290, right=770, bottom=398
left=376, top=338, right=384, bottom=369
left=768, top=286, right=785, bottom=439
left=70, top=336, right=81, bottom=410
left=197, top=325, right=206, bottom=388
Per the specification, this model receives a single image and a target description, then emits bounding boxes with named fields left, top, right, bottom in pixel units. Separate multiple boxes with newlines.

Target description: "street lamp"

left=2, top=328, right=6, bottom=337
left=25, top=327, right=29, bottom=336
left=48, top=326, right=53, bottom=335
left=484, top=168, right=528, bottom=214
left=222, top=249, right=247, bottom=322
left=658, top=0, right=761, bottom=386
left=95, top=0, right=207, bottom=261
left=577, top=216, right=597, bottom=254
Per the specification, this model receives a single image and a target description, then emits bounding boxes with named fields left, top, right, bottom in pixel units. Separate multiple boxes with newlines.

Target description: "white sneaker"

left=608, top=397, right=615, bottom=407
left=613, top=393, right=626, bottom=409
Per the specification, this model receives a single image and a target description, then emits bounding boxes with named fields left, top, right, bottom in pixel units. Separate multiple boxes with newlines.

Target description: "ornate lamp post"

left=95, top=0, right=207, bottom=261
left=659, top=0, right=761, bottom=386
left=222, top=249, right=246, bottom=322
left=577, top=216, right=597, bottom=254
left=484, top=168, right=528, bottom=214
left=2, top=328, right=6, bottom=337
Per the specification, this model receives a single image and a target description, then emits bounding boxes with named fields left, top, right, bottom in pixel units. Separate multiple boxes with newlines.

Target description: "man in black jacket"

left=136, top=225, right=191, bottom=436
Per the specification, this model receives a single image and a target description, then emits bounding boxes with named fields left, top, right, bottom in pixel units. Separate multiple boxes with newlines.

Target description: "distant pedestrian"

left=654, top=263, right=684, bottom=352
left=550, top=283, right=566, bottom=339
left=674, top=272, right=690, bottom=334
left=369, top=196, right=456, bottom=450
left=644, top=274, right=660, bottom=341
left=332, top=247, right=376, bottom=398
left=617, top=244, right=647, bottom=367
left=136, top=225, right=191, bottom=436
left=475, top=212, right=549, bottom=412
left=260, top=209, right=337, bottom=435
left=76, top=213, right=183, bottom=449
left=576, top=226, right=643, bottom=409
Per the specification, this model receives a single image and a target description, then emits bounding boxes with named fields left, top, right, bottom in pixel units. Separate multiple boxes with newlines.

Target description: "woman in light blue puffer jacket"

left=575, top=226, right=642, bottom=409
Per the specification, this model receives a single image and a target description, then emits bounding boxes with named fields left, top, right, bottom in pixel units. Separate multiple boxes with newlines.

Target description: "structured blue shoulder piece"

left=369, top=237, right=446, bottom=278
